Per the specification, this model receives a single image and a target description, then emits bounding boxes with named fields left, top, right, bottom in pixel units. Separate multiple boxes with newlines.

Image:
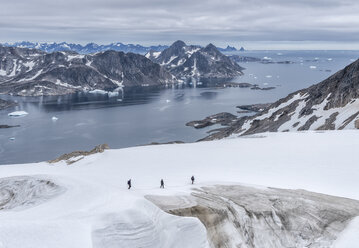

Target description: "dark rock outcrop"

left=0, top=124, right=20, bottom=129
left=186, top=112, right=237, bottom=129
left=237, top=103, right=271, bottom=113
left=48, top=144, right=109, bottom=165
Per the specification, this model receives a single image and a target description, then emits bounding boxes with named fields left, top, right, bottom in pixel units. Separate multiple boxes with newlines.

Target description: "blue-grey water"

left=1, top=50, right=359, bottom=165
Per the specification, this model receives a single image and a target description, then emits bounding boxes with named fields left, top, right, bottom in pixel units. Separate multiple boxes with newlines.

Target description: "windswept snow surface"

left=333, top=216, right=359, bottom=248
left=0, top=131, right=359, bottom=247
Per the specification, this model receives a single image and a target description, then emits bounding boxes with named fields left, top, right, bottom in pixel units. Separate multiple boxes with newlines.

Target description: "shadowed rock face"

left=197, top=59, right=359, bottom=140
left=0, top=45, right=175, bottom=96
left=147, top=185, right=359, bottom=248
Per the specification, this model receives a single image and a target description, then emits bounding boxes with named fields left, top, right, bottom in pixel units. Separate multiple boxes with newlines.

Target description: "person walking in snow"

left=127, top=179, right=131, bottom=189
left=191, top=176, right=195, bottom=184
left=160, top=179, right=164, bottom=188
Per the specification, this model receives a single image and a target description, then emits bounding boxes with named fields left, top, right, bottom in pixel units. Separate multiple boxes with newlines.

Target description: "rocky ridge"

left=146, top=40, right=244, bottom=80
left=195, top=58, right=359, bottom=140
left=0, top=45, right=175, bottom=96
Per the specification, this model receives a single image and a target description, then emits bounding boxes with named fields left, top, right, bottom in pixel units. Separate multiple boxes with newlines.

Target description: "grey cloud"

left=1, top=0, right=359, bottom=48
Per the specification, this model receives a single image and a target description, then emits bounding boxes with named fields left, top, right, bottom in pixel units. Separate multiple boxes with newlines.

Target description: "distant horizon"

left=2, top=40, right=359, bottom=51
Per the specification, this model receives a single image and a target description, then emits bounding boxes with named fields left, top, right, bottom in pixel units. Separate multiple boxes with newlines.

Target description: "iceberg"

left=8, top=111, right=28, bottom=117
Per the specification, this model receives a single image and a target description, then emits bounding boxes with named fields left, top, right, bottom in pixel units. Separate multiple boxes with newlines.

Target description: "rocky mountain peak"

left=145, top=41, right=243, bottom=80
left=203, top=43, right=218, bottom=52
left=171, top=40, right=186, bottom=49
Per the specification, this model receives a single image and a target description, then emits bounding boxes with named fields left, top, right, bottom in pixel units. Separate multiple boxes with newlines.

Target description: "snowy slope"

left=201, top=59, right=359, bottom=140
left=0, top=130, right=358, bottom=247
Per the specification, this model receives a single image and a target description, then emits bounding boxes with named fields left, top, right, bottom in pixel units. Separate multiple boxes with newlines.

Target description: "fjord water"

left=1, top=50, right=358, bottom=165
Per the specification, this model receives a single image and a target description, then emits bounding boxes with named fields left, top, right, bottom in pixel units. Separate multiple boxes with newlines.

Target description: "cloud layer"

left=1, top=0, right=359, bottom=48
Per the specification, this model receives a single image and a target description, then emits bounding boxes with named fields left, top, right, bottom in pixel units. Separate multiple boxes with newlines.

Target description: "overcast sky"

left=1, top=0, right=359, bottom=49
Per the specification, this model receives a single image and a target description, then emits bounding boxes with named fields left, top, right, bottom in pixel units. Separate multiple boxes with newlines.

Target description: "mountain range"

left=0, top=45, right=174, bottom=96
left=145, top=40, right=244, bottom=80
left=0, top=40, right=244, bottom=96
left=2, top=41, right=243, bottom=55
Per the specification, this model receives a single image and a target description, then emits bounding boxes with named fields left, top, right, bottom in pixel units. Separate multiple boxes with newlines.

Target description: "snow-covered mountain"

left=0, top=45, right=174, bottom=96
left=2, top=41, right=169, bottom=54
left=2, top=41, right=244, bottom=55
left=202, top=58, right=359, bottom=140
left=0, top=131, right=358, bottom=247
left=145, top=40, right=244, bottom=80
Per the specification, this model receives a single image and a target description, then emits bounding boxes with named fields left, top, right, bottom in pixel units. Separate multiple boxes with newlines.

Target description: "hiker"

left=160, top=179, right=164, bottom=188
left=191, top=176, right=195, bottom=184
left=127, top=179, right=131, bottom=189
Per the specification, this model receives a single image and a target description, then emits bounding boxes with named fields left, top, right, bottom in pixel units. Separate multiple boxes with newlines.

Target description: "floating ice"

left=52, top=116, right=58, bottom=121
left=263, top=83, right=269, bottom=86
left=108, top=91, right=119, bottom=98
left=89, top=89, right=107, bottom=94
left=9, top=137, right=15, bottom=141
left=166, top=99, right=171, bottom=103
left=327, top=58, right=333, bottom=61
left=8, top=111, right=28, bottom=117
left=310, top=66, right=317, bottom=69
left=265, top=75, right=272, bottom=78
